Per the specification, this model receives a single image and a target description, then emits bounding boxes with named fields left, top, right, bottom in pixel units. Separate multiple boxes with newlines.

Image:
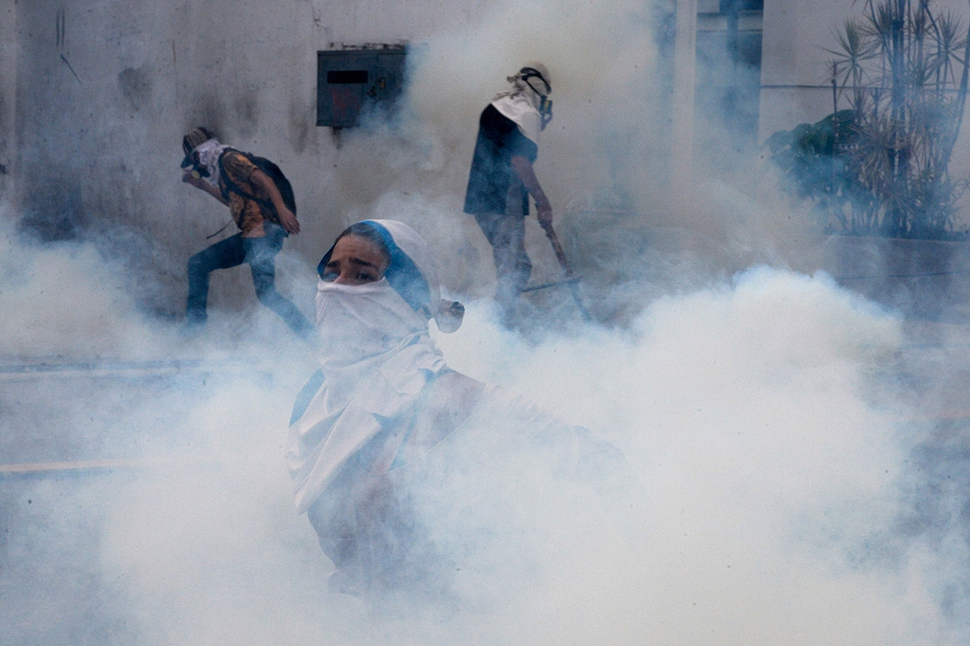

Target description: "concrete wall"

left=21, top=0, right=970, bottom=321
left=11, top=0, right=490, bottom=314
left=5, top=0, right=667, bottom=318
left=758, top=0, right=851, bottom=140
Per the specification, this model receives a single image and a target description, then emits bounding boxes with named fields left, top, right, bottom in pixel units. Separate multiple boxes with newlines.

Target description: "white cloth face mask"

left=193, top=139, right=227, bottom=188
left=315, top=279, right=428, bottom=370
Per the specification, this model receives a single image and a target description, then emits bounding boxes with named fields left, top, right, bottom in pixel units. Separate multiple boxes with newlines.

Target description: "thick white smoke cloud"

left=0, top=217, right=158, bottom=358
left=4, top=0, right=970, bottom=645
left=5, top=215, right=965, bottom=644
left=430, top=269, right=956, bottom=645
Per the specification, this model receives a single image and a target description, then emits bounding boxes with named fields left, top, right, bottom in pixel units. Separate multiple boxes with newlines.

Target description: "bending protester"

left=463, top=63, right=555, bottom=322
left=180, top=127, right=314, bottom=342
left=286, top=219, right=633, bottom=603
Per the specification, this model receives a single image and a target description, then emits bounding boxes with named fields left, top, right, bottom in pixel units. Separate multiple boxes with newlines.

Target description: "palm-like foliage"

left=770, top=0, right=970, bottom=238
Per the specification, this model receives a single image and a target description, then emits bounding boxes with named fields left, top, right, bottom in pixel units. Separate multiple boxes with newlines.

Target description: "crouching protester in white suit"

left=286, top=220, right=635, bottom=604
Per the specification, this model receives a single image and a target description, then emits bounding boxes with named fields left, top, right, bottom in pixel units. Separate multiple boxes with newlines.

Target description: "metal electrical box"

left=316, top=49, right=407, bottom=128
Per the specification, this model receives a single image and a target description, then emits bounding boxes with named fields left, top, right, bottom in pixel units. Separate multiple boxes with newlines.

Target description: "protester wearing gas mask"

left=179, top=127, right=314, bottom=342
left=286, top=220, right=633, bottom=603
left=463, top=63, right=554, bottom=323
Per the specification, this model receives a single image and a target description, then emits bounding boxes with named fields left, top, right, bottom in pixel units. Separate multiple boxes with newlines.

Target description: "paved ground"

left=0, top=359, right=264, bottom=645
left=4, top=228, right=970, bottom=642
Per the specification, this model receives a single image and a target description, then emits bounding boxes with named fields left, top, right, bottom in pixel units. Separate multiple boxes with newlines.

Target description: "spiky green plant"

left=770, top=0, right=970, bottom=238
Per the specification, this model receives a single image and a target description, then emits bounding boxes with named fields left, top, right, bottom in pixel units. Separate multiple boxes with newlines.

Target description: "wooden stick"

left=520, top=276, right=582, bottom=294
left=539, top=221, right=592, bottom=321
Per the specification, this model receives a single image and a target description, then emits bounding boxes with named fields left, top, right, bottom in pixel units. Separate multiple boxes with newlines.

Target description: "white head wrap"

left=286, top=220, right=462, bottom=513
left=367, top=219, right=465, bottom=333
left=192, top=138, right=229, bottom=188
left=489, top=62, right=552, bottom=145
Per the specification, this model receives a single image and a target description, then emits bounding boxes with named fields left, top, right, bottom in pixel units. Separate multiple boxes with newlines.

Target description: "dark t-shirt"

left=463, top=104, right=539, bottom=215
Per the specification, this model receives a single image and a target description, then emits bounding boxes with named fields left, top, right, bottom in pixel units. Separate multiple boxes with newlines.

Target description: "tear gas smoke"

left=4, top=0, right=970, bottom=644
left=0, top=219, right=156, bottom=359
left=3, top=209, right=969, bottom=644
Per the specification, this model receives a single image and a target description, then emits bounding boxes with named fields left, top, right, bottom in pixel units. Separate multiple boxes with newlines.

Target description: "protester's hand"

left=537, top=202, right=553, bottom=230
left=182, top=170, right=205, bottom=189
left=277, top=206, right=301, bottom=235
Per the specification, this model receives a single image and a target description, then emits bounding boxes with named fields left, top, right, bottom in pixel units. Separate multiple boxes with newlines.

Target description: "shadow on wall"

left=118, top=65, right=153, bottom=114
left=19, top=173, right=87, bottom=242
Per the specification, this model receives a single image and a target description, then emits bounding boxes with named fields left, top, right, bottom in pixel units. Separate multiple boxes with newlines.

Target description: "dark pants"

left=472, top=167, right=532, bottom=320
left=474, top=211, right=532, bottom=317
left=186, top=224, right=314, bottom=340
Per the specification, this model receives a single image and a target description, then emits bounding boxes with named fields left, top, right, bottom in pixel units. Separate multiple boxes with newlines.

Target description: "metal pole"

left=671, top=0, right=698, bottom=213
left=0, top=0, right=19, bottom=210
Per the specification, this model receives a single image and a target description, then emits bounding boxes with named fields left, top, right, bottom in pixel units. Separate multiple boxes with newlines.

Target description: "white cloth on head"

left=192, top=138, right=228, bottom=188
left=490, top=71, right=548, bottom=146
left=363, top=219, right=464, bottom=333
left=491, top=92, right=542, bottom=146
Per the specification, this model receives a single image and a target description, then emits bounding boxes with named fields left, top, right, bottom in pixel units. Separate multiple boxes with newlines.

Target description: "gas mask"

left=519, top=67, right=553, bottom=129
left=185, top=139, right=226, bottom=188
left=188, top=152, right=210, bottom=180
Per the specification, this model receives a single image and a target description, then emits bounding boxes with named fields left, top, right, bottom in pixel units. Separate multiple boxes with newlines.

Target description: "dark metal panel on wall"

left=316, top=48, right=407, bottom=128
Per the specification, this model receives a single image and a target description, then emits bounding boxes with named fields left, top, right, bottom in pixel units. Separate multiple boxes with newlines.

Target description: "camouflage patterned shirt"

left=218, top=150, right=278, bottom=238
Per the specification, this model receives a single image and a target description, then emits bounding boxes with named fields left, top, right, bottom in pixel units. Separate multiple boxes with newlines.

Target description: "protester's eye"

left=356, top=271, right=378, bottom=283
left=321, top=267, right=339, bottom=282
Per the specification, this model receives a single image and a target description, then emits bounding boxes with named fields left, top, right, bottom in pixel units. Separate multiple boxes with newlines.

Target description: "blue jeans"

left=186, top=224, right=314, bottom=340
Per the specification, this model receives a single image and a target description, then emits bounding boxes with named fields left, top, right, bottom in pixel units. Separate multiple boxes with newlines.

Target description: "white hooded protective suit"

left=286, top=220, right=461, bottom=513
